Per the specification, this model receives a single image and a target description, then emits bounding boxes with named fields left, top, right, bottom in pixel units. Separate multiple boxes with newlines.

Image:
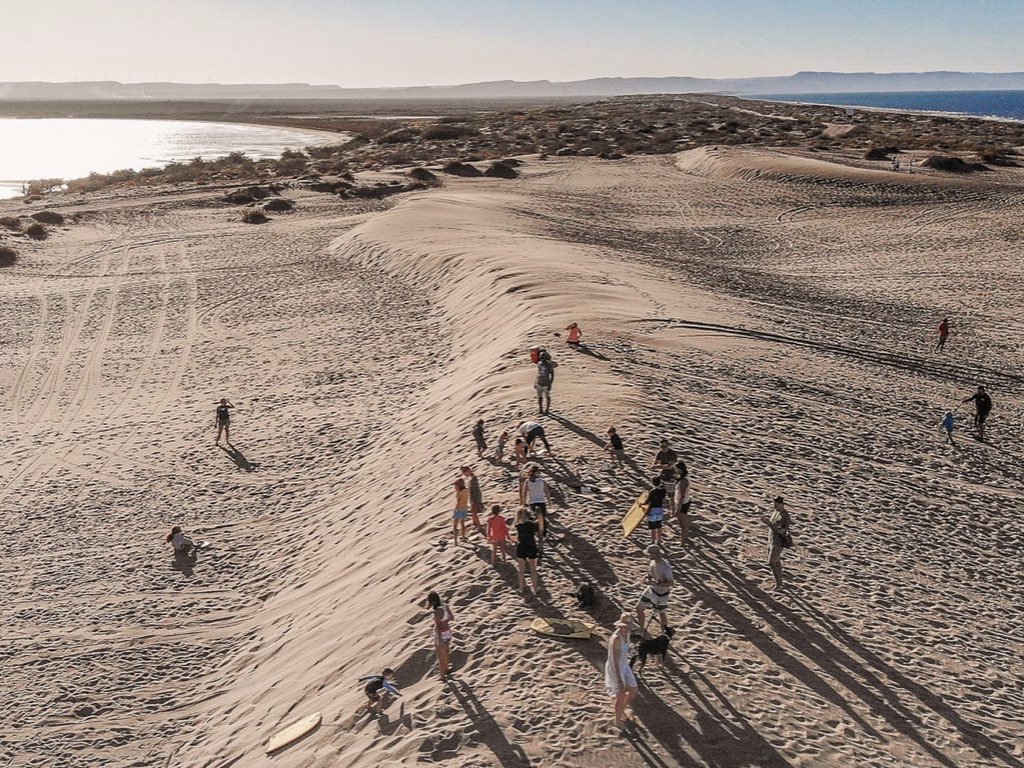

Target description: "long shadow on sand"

left=221, top=444, right=259, bottom=472
left=446, top=680, right=531, bottom=768
left=688, top=542, right=1022, bottom=768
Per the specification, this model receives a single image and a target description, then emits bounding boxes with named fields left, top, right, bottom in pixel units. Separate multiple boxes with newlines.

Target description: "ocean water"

left=0, top=118, right=341, bottom=199
left=756, top=90, right=1024, bottom=121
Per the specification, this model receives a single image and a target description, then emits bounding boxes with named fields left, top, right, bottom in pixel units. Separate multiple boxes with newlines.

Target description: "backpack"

left=575, top=582, right=596, bottom=608
left=537, top=361, right=554, bottom=387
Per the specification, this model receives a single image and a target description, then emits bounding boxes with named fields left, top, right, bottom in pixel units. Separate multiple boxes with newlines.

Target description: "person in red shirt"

left=486, top=505, right=510, bottom=564
left=936, top=317, right=950, bottom=352
left=565, top=322, right=582, bottom=346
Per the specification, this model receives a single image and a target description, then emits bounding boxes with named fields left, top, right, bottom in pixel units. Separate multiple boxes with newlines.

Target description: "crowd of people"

left=162, top=315, right=992, bottom=729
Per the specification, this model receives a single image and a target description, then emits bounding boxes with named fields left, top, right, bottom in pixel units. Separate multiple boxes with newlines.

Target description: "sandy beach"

left=2, top=139, right=1024, bottom=767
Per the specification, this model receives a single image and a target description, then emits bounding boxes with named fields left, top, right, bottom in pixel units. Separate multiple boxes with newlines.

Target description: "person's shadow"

left=221, top=444, right=259, bottom=472
left=171, top=548, right=198, bottom=577
left=445, top=679, right=531, bottom=768
left=570, top=343, right=610, bottom=361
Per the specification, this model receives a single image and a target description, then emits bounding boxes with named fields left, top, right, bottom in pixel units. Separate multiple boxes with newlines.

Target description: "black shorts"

left=529, top=502, right=547, bottom=516
left=647, top=519, right=663, bottom=530
left=516, top=544, right=539, bottom=560
left=977, top=411, right=990, bottom=424
left=680, top=502, right=691, bottom=515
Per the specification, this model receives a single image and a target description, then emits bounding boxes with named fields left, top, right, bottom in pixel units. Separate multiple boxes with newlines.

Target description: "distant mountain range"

left=4, top=72, right=1024, bottom=100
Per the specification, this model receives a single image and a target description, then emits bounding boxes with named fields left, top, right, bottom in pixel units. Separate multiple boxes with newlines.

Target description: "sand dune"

left=2, top=150, right=1023, bottom=767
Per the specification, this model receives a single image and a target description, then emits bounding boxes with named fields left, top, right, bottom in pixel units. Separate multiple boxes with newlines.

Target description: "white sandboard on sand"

left=265, top=712, right=321, bottom=754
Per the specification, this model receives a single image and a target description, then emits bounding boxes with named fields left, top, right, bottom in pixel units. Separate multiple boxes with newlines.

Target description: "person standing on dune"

left=427, top=591, right=454, bottom=680
left=461, top=466, right=487, bottom=537
left=936, top=317, right=950, bottom=352
left=535, top=351, right=556, bottom=415
left=762, top=496, right=792, bottom=592
left=215, top=398, right=234, bottom=445
left=650, top=439, right=678, bottom=485
left=674, top=461, right=693, bottom=546
left=961, top=385, right=992, bottom=441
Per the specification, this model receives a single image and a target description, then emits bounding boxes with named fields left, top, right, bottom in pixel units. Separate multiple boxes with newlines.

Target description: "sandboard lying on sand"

left=265, top=712, right=321, bottom=754
left=622, top=491, right=650, bottom=537
left=530, top=617, right=598, bottom=639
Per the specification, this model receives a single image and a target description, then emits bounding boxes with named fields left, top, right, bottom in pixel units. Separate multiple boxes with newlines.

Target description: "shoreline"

left=744, top=91, right=1024, bottom=125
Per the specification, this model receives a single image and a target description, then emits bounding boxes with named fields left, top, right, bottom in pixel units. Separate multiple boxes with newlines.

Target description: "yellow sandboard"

left=265, top=712, right=322, bottom=754
left=530, top=617, right=598, bottom=639
left=622, top=490, right=649, bottom=537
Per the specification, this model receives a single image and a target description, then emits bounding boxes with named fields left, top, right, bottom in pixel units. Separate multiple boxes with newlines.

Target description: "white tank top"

left=525, top=477, right=546, bottom=504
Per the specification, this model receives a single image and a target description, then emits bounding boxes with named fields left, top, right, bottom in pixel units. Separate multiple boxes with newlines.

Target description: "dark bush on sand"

left=483, top=161, right=518, bottom=179
left=0, top=216, right=20, bottom=231
left=978, top=148, right=1018, bottom=166
left=921, top=155, right=984, bottom=173
left=378, top=128, right=421, bottom=145
left=24, top=222, right=48, bottom=240
left=263, top=198, right=294, bottom=212
left=0, top=245, right=17, bottom=267
left=224, top=190, right=257, bottom=205
left=863, top=146, right=898, bottom=161
left=441, top=161, right=483, bottom=177
left=31, top=210, right=65, bottom=226
left=241, top=210, right=269, bottom=224
left=408, top=167, right=439, bottom=183
left=422, top=124, right=479, bottom=141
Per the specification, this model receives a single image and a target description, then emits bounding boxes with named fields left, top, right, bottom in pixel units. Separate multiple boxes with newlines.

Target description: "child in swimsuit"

left=358, top=668, right=400, bottom=716
left=496, top=430, right=510, bottom=461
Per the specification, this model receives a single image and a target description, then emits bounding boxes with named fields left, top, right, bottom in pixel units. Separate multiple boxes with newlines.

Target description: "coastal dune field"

left=2, top=147, right=1023, bottom=767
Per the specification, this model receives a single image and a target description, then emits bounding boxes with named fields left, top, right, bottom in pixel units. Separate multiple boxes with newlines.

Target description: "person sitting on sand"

left=605, top=427, right=625, bottom=467
left=496, top=429, right=510, bottom=462
left=941, top=410, right=956, bottom=445
left=518, top=420, right=552, bottom=456
left=358, top=668, right=400, bottom=717
left=513, top=507, right=541, bottom=594
left=461, top=466, right=487, bottom=537
left=762, top=496, right=792, bottom=592
left=565, top=322, right=582, bottom=347
left=487, top=504, right=510, bottom=564
left=451, top=478, right=470, bottom=544
left=215, top=398, right=234, bottom=445
left=166, top=525, right=196, bottom=558
left=472, top=418, right=487, bottom=458
left=427, top=592, right=454, bottom=680
left=605, top=613, right=638, bottom=728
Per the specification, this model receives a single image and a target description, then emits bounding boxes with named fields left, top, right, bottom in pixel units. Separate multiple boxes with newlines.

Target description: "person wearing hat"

left=636, top=545, right=673, bottom=634
left=604, top=613, right=638, bottom=727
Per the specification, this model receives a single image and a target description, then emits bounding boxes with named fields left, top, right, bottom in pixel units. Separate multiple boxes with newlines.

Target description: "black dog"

left=630, top=627, right=675, bottom=670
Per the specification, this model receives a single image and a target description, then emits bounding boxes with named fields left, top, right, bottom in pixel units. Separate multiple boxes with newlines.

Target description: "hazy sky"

left=4, top=0, right=1022, bottom=86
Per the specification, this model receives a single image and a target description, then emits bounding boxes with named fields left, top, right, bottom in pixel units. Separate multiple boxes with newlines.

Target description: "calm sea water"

left=0, top=118, right=341, bottom=199
left=756, top=90, right=1024, bottom=121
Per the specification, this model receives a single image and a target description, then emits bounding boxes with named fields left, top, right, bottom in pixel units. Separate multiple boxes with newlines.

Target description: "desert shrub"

left=0, top=245, right=16, bottom=267
left=241, top=210, right=269, bottom=224
left=31, top=210, right=64, bottom=226
left=863, top=146, right=898, bottom=160
left=409, top=167, right=438, bottom=183
left=272, top=149, right=309, bottom=175
left=422, top=124, right=479, bottom=141
left=25, top=178, right=64, bottom=196
left=24, top=222, right=48, bottom=240
left=349, top=183, right=406, bottom=199
left=223, top=190, right=257, bottom=205
left=0, top=216, right=20, bottom=231
left=263, top=198, right=294, bottom=212
left=921, top=155, right=983, bottom=173
left=441, top=161, right=482, bottom=177
left=378, top=128, right=421, bottom=145
left=483, top=161, right=518, bottom=179
left=977, top=147, right=1018, bottom=166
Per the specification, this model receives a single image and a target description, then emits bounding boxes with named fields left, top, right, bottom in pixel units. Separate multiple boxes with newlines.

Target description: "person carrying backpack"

left=535, top=351, right=556, bottom=415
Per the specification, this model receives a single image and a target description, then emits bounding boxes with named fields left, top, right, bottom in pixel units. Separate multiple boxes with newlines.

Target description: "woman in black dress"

left=513, top=507, right=541, bottom=594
